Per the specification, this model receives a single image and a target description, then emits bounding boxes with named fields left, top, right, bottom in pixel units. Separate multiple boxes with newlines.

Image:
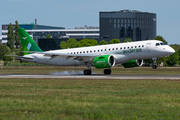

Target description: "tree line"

left=59, top=38, right=132, bottom=49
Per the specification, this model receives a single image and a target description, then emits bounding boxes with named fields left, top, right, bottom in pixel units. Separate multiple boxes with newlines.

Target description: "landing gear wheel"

left=84, top=69, right=92, bottom=75
left=104, top=69, right=111, bottom=75
left=152, top=65, right=157, bottom=69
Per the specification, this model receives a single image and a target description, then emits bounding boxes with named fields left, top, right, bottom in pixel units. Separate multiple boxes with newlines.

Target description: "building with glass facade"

left=100, top=10, right=156, bottom=42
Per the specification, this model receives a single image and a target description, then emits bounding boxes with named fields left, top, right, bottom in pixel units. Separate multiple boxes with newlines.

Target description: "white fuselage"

left=23, top=40, right=175, bottom=66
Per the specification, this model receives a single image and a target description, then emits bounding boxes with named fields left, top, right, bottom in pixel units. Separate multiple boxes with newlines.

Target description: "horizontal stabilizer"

left=6, top=55, right=34, bottom=60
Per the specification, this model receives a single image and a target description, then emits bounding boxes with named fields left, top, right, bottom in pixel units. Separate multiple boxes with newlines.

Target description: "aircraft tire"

left=104, top=69, right=111, bottom=75
left=152, top=65, right=157, bottom=69
left=84, top=69, right=92, bottom=75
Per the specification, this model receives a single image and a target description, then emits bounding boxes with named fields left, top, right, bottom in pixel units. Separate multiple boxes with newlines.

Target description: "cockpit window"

left=160, top=42, right=166, bottom=45
left=156, top=43, right=160, bottom=46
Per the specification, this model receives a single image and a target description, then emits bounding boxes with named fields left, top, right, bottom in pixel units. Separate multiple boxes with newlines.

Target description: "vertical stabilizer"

left=18, top=28, right=43, bottom=55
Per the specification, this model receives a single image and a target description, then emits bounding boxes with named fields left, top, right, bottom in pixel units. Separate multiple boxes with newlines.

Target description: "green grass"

left=0, top=79, right=180, bottom=120
left=0, top=66, right=180, bottom=75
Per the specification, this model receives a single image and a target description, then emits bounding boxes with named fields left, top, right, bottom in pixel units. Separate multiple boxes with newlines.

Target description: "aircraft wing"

left=23, top=51, right=98, bottom=62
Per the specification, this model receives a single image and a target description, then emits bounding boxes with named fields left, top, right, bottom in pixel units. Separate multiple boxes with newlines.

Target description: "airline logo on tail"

left=27, top=43, right=32, bottom=51
left=22, top=37, right=27, bottom=40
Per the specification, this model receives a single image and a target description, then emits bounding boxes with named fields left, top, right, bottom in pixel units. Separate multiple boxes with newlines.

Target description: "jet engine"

left=122, top=59, right=143, bottom=68
left=93, top=55, right=115, bottom=68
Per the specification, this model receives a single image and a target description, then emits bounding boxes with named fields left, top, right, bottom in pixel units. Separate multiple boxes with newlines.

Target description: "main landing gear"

left=152, top=57, right=158, bottom=69
left=84, top=69, right=92, bottom=75
left=104, top=69, right=111, bottom=75
left=84, top=68, right=112, bottom=75
left=84, top=63, right=112, bottom=75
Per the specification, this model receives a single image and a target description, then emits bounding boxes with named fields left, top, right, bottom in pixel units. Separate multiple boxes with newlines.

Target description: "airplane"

left=9, top=28, right=175, bottom=75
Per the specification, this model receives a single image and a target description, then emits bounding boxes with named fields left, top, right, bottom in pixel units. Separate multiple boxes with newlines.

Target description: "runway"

left=0, top=74, right=179, bottom=80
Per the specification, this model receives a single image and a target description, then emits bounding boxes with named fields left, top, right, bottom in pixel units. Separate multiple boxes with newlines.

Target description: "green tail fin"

left=18, top=28, right=43, bottom=55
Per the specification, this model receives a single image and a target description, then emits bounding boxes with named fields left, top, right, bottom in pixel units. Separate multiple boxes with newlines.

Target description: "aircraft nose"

left=167, top=47, right=175, bottom=55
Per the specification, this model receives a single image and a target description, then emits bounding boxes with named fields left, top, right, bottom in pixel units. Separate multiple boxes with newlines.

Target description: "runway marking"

left=0, top=74, right=180, bottom=80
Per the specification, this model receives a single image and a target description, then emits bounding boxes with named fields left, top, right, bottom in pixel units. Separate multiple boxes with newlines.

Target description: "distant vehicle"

left=9, top=28, right=175, bottom=75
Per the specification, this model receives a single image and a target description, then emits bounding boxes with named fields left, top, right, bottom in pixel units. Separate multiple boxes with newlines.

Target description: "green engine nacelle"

left=122, top=59, right=143, bottom=68
left=93, top=55, right=115, bottom=68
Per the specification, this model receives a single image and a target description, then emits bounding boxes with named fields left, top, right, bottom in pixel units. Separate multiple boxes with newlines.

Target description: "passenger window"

left=98, top=50, right=99, bottom=52
left=139, top=46, right=140, bottom=48
left=124, top=47, right=126, bottom=49
left=142, top=45, right=144, bottom=47
left=74, top=52, right=75, bottom=54
left=135, top=46, right=137, bottom=48
left=112, top=48, right=114, bottom=50
left=87, top=51, right=88, bottom=53
left=77, top=52, right=78, bottom=54
left=109, top=49, right=111, bottom=51
left=94, top=50, right=96, bottom=52
left=83, top=51, right=85, bottom=53
left=105, top=49, right=106, bottom=51
left=128, top=47, right=129, bottom=49
left=90, top=51, right=92, bottom=53
left=116, top=48, right=118, bottom=50
left=80, top=52, right=82, bottom=54
left=71, top=52, right=72, bottom=54
left=131, top=46, right=133, bottom=48
left=120, top=47, right=122, bottom=49
left=101, top=49, right=103, bottom=51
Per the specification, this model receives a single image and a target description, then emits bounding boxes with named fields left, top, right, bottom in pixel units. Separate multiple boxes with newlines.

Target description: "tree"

left=178, top=48, right=180, bottom=65
left=123, top=38, right=133, bottom=43
left=77, top=39, right=98, bottom=47
left=44, top=34, right=51, bottom=39
left=99, top=40, right=108, bottom=45
left=154, top=35, right=168, bottom=45
left=14, top=20, right=21, bottom=48
left=60, top=41, right=68, bottom=49
left=60, top=38, right=78, bottom=49
left=166, top=51, right=179, bottom=66
left=66, top=38, right=77, bottom=48
left=109, top=39, right=120, bottom=44
left=0, top=44, right=8, bottom=60
left=7, top=23, right=15, bottom=51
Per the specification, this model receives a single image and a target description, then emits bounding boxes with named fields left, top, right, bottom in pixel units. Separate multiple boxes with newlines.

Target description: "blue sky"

left=1, top=0, right=180, bottom=44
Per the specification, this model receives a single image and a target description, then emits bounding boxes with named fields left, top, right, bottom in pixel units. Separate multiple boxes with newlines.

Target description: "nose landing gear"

left=152, top=57, right=158, bottom=69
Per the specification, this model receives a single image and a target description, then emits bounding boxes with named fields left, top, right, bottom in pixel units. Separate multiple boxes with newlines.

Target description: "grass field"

left=0, top=78, right=180, bottom=120
left=0, top=66, right=180, bottom=75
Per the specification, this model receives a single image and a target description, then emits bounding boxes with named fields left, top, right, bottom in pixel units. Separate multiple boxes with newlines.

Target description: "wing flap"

left=23, top=51, right=96, bottom=62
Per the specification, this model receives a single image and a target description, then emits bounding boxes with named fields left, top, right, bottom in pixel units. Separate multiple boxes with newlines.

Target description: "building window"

left=114, top=19, right=116, bottom=23
left=114, top=24, right=116, bottom=28
left=121, top=19, right=123, bottom=23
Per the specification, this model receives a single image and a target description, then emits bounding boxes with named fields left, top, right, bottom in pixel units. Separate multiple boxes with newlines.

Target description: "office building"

left=100, top=10, right=156, bottom=42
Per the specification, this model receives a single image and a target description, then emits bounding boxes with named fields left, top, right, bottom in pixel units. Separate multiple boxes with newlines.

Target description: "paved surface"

left=0, top=74, right=179, bottom=80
